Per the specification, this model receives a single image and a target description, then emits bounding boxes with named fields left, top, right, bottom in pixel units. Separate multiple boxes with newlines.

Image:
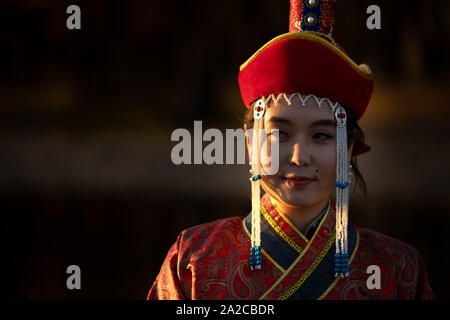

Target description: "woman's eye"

left=268, top=130, right=288, bottom=139
left=313, top=132, right=332, bottom=140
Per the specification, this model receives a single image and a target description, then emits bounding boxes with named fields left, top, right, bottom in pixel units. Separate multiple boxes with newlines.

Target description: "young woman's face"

left=251, top=97, right=353, bottom=208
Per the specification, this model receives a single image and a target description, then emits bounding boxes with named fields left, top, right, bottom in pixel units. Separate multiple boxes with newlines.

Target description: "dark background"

left=1, top=0, right=449, bottom=299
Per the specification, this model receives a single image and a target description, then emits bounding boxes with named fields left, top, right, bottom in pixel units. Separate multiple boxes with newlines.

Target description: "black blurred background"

left=1, top=0, right=449, bottom=299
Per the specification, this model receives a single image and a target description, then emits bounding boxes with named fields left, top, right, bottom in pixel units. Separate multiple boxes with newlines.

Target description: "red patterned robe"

left=148, top=193, right=435, bottom=300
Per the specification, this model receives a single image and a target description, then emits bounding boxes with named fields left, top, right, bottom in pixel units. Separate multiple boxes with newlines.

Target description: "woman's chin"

left=274, top=186, right=328, bottom=208
left=273, top=191, right=315, bottom=208
left=262, top=178, right=329, bottom=207
left=279, top=197, right=316, bottom=208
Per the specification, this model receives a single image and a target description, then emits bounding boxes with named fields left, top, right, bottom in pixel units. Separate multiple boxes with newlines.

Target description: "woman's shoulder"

left=176, top=216, right=247, bottom=247
left=355, top=226, right=421, bottom=260
left=354, top=226, right=435, bottom=299
left=183, top=216, right=245, bottom=233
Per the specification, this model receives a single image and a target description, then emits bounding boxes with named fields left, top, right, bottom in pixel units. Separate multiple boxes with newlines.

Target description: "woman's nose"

left=289, top=141, right=310, bottom=166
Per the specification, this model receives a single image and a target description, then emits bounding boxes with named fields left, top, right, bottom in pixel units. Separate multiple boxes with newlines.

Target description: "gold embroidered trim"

left=278, top=229, right=336, bottom=300
left=258, top=201, right=332, bottom=300
left=261, top=248, right=286, bottom=273
left=261, top=205, right=303, bottom=254
left=271, top=198, right=331, bottom=244
left=271, top=200, right=309, bottom=243
left=317, top=230, right=360, bottom=300
left=242, top=218, right=286, bottom=273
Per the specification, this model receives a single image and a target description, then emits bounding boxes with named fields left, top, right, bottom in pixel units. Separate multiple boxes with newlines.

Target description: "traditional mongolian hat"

left=239, top=0, right=374, bottom=277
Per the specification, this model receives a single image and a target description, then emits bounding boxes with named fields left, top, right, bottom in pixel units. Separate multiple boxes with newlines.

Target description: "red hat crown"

left=238, top=0, right=374, bottom=155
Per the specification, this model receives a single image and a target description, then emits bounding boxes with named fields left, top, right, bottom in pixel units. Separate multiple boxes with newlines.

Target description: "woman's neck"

left=271, top=197, right=330, bottom=234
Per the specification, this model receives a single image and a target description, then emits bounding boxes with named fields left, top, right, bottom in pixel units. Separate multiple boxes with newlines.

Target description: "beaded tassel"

left=334, top=105, right=350, bottom=278
left=248, top=94, right=353, bottom=277
left=249, top=98, right=265, bottom=270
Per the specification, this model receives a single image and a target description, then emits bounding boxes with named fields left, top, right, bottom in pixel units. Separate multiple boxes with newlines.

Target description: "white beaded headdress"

left=249, top=93, right=351, bottom=277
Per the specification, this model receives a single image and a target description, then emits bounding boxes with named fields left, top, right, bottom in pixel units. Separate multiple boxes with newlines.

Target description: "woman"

left=148, top=0, right=434, bottom=300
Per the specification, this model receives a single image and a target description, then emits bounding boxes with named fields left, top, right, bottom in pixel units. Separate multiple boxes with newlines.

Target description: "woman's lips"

left=283, top=176, right=315, bottom=188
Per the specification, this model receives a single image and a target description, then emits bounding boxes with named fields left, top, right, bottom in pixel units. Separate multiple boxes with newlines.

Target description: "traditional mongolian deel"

left=148, top=0, right=435, bottom=299
left=148, top=194, right=434, bottom=300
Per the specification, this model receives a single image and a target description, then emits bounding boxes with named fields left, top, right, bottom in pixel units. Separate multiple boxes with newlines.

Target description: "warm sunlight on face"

left=257, top=97, right=338, bottom=208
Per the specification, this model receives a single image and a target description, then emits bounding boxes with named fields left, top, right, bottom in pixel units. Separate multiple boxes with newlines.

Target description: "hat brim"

left=238, top=32, right=374, bottom=121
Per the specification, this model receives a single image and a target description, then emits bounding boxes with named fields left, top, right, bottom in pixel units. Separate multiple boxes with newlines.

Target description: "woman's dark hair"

left=242, top=102, right=368, bottom=199
left=345, top=108, right=368, bottom=199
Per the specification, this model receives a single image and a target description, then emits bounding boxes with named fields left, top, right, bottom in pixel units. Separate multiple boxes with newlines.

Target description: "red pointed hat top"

left=238, top=0, right=374, bottom=156
left=289, top=0, right=336, bottom=35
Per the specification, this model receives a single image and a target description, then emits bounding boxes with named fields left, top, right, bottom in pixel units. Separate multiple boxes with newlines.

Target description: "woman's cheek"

left=259, top=138, right=277, bottom=168
left=323, top=161, right=337, bottom=189
left=316, top=152, right=335, bottom=177
left=261, top=143, right=288, bottom=171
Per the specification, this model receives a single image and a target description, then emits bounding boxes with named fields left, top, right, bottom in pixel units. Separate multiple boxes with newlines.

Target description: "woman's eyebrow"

left=311, top=119, right=336, bottom=127
left=267, top=117, right=336, bottom=127
left=266, top=116, right=293, bottom=125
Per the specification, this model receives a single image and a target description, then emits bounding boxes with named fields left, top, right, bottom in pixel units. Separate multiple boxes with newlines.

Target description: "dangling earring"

left=249, top=169, right=262, bottom=182
left=348, top=164, right=352, bottom=185
left=249, top=98, right=265, bottom=271
left=334, top=105, right=350, bottom=278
